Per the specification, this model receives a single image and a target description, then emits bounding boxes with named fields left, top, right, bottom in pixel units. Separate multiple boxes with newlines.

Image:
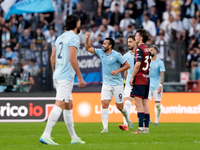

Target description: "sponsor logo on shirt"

left=144, top=48, right=150, bottom=52
left=56, top=62, right=64, bottom=66
left=143, top=74, right=149, bottom=78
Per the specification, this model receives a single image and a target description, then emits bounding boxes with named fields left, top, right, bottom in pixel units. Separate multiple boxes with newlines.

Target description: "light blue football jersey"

left=149, top=58, right=165, bottom=90
left=53, top=30, right=80, bottom=81
left=95, top=49, right=126, bottom=86
left=123, top=51, right=135, bottom=88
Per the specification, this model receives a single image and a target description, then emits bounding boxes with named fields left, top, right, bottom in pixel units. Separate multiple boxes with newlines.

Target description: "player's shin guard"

left=63, top=109, right=79, bottom=140
left=101, top=108, right=109, bottom=129
left=144, top=114, right=150, bottom=127
left=123, top=100, right=131, bottom=125
left=138, top=112, right=145, bottom=129
left=155, top=103, right=161, bottom=123
left=41, top=105, right=62, bottom=138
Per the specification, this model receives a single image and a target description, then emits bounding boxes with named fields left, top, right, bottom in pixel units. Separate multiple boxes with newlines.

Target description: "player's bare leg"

left=100, top=100, right=110, bottom=133
left=118, top=97, right=133, bottom=131
left=116, top=102, right=133, bottom=130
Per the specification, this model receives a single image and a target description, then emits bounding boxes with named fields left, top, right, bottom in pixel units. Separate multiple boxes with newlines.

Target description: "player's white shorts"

left=124, top=86, right=132, bottom=98
left=54, top=79, right=73, bottom=102
left=101, top=84, right=124, bottom=104
left=148, top=89, right=163, bottom=102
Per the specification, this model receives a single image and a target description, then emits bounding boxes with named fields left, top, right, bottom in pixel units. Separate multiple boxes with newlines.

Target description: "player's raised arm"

left=50, top=46, right=57, bottom=72
left=85, top=31, right=96, bottom=54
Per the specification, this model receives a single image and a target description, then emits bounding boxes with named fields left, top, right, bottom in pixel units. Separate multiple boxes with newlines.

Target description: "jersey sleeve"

left=123, top=53, right=127, bottom=60
left=136, top=48, right=143, bottom=62
left=160, top=61, right=166, bottom=72
left=117, top=53, right=127, bottom=64
left=69, top=37, right=79, bottom=49
left=94, top=48, right=102, bottom=57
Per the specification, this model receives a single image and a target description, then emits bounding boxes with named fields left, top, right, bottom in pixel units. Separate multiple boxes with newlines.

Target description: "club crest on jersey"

left=75, top=42, right=79, bottom=47
left=110, top=56, right=113, bottom=60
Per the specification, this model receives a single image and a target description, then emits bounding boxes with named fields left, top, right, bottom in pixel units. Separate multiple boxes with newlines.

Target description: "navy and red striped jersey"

left=134, top=44, right=151, bottom=85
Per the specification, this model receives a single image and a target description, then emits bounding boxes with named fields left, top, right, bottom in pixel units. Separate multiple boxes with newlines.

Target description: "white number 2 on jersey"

left=142, top=56, right=151, bottom=71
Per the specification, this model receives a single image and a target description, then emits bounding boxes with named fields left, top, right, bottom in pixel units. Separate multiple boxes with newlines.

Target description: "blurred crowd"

left=0, top=0, right=199, bottom=79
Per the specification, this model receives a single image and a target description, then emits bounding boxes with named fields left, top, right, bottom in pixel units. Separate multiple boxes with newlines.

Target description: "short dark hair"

left=127, top=34, right=135, bottom=41
left=127, top=24, right=132, bottom=28
left=48, top=25, right=54, bottom=30
left=98, top=34, right=102, bottom=37
left=65, top=14, right=80, bottom=31
left=115, top=3, right=119, bottom=6
left=16, top=62, right=23, bottom=68
left=6, top=58, right=12, bottom=61
left=136, top=29, right=149, bottom=43
left=36, top=26, right=42, bottom=30
left=81, top=25, right=86, bottom=29
left=144, top=13, right=150, bottom=18
left=2, top=25, right=9, bottom=30
left=105, top=37, right=115, bottom=49
left=103, top=25, right=107, bottom=30
left=189, top=48, right=194, bottom=51
left=91, top=24, right=97, bottom=28
left=191, top=35, right=196, bottom=40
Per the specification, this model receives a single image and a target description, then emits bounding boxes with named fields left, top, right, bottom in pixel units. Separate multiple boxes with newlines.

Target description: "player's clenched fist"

left=78, top=77, right=86, bottom=88
left=110, top=70, right=119, bottom=76
left=85, top=30, right=91, bottom=39
left=129, top=77, right=134, bottom=86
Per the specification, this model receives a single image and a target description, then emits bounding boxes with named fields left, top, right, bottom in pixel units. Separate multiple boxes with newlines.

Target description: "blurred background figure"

left=10, top=62, right=34, bottom=92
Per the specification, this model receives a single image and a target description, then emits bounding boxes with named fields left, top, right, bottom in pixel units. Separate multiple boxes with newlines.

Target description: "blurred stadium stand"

left=0, top=0, right=200, bottom=92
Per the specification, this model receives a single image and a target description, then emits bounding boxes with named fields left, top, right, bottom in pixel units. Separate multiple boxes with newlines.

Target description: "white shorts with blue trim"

left=101, top=84, right=124, bottom=104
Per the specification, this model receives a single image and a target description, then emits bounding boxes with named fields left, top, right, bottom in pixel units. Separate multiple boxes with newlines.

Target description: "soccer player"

left=129, top=29, right=151, bottom=134
left=39, top=14, right=86, bottom=145
left=148, top=45, right=165, bottom=126
left=85, top=32, right=133, bottom=133
left=118, top=34, right=136, bottom=131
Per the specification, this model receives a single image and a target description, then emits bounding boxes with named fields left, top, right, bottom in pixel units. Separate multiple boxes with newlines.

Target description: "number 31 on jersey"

left=142, top=55, right=151, bottom=71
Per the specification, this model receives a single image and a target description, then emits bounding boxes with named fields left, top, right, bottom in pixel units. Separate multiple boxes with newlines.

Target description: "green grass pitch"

left=0, top=122, right=200, bottom=150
